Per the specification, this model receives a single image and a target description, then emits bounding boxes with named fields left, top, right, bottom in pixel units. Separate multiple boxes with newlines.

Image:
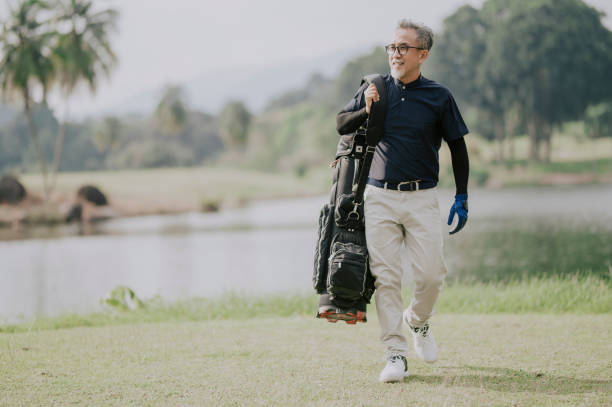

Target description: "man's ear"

left=419, top=50, right=430, bottom=63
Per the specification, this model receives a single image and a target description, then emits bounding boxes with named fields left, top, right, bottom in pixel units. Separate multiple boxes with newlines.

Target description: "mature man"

left=336, top=20, right=469, bottom=383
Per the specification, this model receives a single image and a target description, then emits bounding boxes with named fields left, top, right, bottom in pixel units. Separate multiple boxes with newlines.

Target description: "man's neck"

left=398, top=70, right=421, bottom=85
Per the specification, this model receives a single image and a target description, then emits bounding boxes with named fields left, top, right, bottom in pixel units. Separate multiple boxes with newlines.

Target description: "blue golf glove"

left=448, top=193, right=468, bottom=235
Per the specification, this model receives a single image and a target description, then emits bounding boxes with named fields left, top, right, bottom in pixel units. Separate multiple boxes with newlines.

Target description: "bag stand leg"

left=316, top=293, right=367, bottom=324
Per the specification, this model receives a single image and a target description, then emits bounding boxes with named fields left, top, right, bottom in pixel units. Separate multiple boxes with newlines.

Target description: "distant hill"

left=96, top=45, right=373, bottom=118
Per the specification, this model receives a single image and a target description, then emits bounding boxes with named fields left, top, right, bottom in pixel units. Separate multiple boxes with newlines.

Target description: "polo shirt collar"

left=393, top=74, right=423, bottom=89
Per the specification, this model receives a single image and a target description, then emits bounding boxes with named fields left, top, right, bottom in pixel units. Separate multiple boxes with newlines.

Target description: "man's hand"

left=448, top=194, right=468, bottom=235
left=365, top=84, right=380, bottom=114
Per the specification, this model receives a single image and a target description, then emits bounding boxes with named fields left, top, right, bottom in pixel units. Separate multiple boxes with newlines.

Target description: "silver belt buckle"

left=397, top=180, right=420, bottom=191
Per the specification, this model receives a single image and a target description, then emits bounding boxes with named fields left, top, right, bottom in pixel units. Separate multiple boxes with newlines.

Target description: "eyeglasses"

left=385, top=44, right=423, bottom=56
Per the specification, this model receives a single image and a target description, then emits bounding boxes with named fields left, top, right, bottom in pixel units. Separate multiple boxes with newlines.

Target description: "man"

left=336, top=20, right=469, bottom=383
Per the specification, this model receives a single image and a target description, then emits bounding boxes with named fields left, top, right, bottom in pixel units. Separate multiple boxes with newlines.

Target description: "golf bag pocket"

left=327, top=241, right=369, bottom=302
left=313, top=203, right=334, bottom=293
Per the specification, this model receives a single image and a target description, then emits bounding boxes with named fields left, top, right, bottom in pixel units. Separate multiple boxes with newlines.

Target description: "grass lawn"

left=1, top=314, right=610, bottom=406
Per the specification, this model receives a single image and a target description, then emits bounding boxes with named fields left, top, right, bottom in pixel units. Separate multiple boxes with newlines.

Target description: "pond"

left=1, top=185, right=611, bottom=324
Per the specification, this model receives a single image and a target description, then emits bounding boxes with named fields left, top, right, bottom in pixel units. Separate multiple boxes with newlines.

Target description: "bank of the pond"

left=3, top=164, right=612, bottom=227
left=1, top=275, right=609, bottom=333
left=0, top=167, right=331, bottom=227
left=1, top=314, right=610, bottom=406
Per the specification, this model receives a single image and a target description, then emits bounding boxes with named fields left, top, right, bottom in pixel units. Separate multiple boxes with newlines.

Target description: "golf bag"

left=313, top=74, right=387, bottom=323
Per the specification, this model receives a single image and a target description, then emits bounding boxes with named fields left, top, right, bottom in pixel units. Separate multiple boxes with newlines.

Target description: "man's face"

left=388, top=28, right=429, bottom=82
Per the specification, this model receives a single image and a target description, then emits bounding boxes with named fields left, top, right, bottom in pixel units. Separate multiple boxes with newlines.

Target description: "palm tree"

left=218, top=100, right=252, bottom=150
left=49, top=0, right=118, bottom=190
left=154, top=85, right=188, bottom=137
left=0, top=0, right=55, bottom=199
left=92, top=116, right=121, bottom=153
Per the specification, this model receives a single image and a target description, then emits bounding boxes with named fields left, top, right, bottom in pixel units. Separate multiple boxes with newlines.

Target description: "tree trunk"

left=527, top=117, right=540, bottom=162
left=24, top=91, right=50, bottom=200
left=493, top=114, right=505, bottom=163
left=506, top=124, right=515, bottom=162
left=541, top=123, right=552, bottom=163
left=50, top=102, right=70, bottom=193
left=505, top=109, right=519, bottom=162
left=528, top=115, right=550, bottom=162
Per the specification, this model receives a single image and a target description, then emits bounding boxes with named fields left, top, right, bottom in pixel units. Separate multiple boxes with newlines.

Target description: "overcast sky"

left=2, top=0, right=611, bottom=118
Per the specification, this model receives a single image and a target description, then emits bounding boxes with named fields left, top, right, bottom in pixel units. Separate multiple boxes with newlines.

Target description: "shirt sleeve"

left=336, top=82, right=369, bottom=135
left=441, top=93, right=469, bottom=142
left=448, top=137, right=469, bottom=195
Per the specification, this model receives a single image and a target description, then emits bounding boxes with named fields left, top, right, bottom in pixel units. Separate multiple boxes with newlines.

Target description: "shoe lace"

left=411, top=322, right=430, bottom=338
left=389, top=355, right=407, bottom=371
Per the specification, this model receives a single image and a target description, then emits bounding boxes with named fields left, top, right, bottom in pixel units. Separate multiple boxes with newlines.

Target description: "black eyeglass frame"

left=384, top=44, right=424, bottom=56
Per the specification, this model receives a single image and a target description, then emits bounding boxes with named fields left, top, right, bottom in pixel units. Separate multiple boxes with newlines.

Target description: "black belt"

left=367, top=179, right=437, bottom=192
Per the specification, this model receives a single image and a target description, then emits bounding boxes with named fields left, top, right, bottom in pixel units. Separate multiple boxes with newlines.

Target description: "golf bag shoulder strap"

left=361, top=74, right=387, bottom=146
left=353, top=74, right=387, bottom=205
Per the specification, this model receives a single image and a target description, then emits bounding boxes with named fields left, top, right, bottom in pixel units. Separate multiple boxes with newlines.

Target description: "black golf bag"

left=313, top=74, right=387, bottom=323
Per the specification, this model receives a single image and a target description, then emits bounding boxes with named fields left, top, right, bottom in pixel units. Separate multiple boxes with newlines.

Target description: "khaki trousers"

left=364, top=184, right=448, bottom=357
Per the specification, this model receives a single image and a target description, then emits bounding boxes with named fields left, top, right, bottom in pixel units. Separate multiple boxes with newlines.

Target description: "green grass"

left=445, top=220, right=612, bottom=282
left=1, top=314, right=610, bottom=406
left=2, top=275, right=610, bottom=334
left=436, top=275, right=612, bottom=314
left=499, top=157, right=612, bottom=174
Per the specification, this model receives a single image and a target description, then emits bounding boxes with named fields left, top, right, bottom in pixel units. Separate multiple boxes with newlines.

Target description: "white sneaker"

left=378, top=355, right=408, bottom=383
left=406, top=317, right=438, bottom=363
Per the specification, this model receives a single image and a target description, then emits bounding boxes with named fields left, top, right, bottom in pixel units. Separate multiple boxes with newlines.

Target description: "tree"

left=335, top=47, right=388, bottom=107
left=0, top=0, right=55, bottom=198
left=429, top=4, right=513, bottom=159
left=431, top=0, right=612, bottom=162
left=478, top=0, right=612, bottom=161
left=584, top=101, right=612, bottom=138
left=49, top=0, right=118, bottom=189
left=218, top=100, right=251, bottom=150
left=154, top=85, right=188, bottom=137
left=92, top=115, right=121, bottom=153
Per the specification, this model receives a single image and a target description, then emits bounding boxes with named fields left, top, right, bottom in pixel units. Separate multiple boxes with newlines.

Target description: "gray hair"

left=397, top=20, right=434, bottom=51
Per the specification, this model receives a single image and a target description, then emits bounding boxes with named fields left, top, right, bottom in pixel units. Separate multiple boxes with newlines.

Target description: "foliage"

left=100, top=285, right=145, bottom=312
left=105, top=139, right=196, bottom=169
left=584, top=101, right=612, bottom=138
left=245, top=103, right=337, bottom=173
left=446, top=218, right=612, bottom=282
left=217, top=100, right=251, bottom=150
left=6, top=104, right=58, bottom=170
left=264, top=72, right=333, bottom=112
left=242, top=46, right=388, bottom=173
left=50, top=0, right=117, bottom=95
left=0, top=102, right=224, bottom=172
left=59, top=120, right=104, bottom=170
left=0, top=0, right=55, bottom=102
left=92, top=115, right=120, bottom=152
left=0, top=0, right=118, bottom=194
left=154, top=85, right=188, bottom=136
left=48, top=0, right=118, bottom=189
left=334, top=46, right=389, bottom=107
left=0, top=0, right=56, bottom=196
left=430, top=0, right=612, bottom=162
left=3, top=1, right=612, bottom=175
left=0, top=103, right=108, bottom=172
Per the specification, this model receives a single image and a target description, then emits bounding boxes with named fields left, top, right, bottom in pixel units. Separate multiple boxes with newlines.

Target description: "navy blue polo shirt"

left=341, top=74, right=468, bottom=184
